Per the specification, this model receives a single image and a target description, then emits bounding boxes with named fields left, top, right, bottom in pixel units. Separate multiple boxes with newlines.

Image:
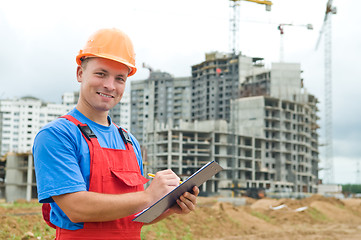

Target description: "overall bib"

left=49, top=115, right=149, bottom=239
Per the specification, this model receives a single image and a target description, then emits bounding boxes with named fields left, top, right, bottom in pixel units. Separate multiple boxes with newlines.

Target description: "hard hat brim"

left=76, top=53, right=137, bottom=76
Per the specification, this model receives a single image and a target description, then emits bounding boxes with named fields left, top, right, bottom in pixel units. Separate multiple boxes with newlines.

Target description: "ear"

left=76, top=65, right=83, bottom=83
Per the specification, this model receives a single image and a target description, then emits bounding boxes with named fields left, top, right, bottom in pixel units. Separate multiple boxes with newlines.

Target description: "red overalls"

left=44, top=115, right=149, bottom=239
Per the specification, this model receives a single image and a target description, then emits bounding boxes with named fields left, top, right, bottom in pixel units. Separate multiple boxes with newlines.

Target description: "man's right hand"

left=144, top=169, right=180, bottom=206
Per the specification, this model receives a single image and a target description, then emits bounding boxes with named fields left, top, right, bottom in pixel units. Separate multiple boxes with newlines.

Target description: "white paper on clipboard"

left=133, top=161, right=223, bottom=223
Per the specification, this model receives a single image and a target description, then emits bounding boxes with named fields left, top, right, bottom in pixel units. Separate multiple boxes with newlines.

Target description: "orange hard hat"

left=76, top=28, right=137, bottom=76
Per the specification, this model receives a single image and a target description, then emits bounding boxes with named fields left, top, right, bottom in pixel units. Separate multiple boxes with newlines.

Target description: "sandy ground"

left=1, top=195, right=361, bottom=239
left=143, top=195, right=361, bottom=240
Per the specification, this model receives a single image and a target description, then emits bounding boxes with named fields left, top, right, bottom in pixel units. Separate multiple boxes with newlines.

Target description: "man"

left=33, top=28, right=199, bottom=240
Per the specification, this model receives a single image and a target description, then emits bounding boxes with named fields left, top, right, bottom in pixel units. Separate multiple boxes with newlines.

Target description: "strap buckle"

left=119, top=128, right=133, bottom=145
left=78, top=124, right=97, bottom=140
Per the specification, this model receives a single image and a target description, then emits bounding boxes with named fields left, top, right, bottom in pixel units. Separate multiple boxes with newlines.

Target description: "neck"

left=76, top=104, right=110, bottom=126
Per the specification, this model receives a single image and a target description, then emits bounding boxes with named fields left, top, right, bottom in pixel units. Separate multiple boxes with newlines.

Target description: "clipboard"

left=133, top=161, right=223, bottom=223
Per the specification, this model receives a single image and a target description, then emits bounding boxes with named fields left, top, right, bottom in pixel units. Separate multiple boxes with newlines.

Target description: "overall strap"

left=112, top=123, right=133, bottom=148
left=59, top=115, right=100, bottom=168
left=60, top=115, right=98, bottom=141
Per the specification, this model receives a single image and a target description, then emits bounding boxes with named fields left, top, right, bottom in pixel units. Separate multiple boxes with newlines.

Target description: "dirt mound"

left=342, top=198, right=361, bottom=207
left=2, top=197, right=361, bottom=240
left=310, top=200, right=361, bottom=224
left=213, top=202, right=277, bottom=233
left=250, top=198, right=280, bottom=210
left=142, top=196, right=361, bottom=239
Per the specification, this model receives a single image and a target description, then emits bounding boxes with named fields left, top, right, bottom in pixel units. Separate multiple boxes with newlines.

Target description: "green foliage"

left=0, top=200, right=41, bottom=209
left=141, top=217, right=194, bottom=240
left=342, top=184, right=361, bottom=194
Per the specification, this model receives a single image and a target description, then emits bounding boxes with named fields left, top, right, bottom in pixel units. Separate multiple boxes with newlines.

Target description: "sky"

left=0, top=0, right=360, bottom=184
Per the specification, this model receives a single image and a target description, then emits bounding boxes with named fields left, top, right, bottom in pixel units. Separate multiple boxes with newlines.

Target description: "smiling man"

left=76, top=57, right=129, bottom=125
left=33, top=28, right=199, bottom=240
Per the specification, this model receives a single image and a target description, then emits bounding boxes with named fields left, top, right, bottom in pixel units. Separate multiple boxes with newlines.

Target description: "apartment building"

left=137, top=56, right=319, bottom=194
left=4, top=153, right=36, bottom=202
left=232, top=62, right=320, bottom=193
left=145, top=94, right=319, bottom=194
left=191, top=52, right=240, bottom=122
left=62, top=91, right=79, bottom=106
left=0, top=97, right=71, bottom=156
left=145, top=119, right=272, bottom=195
left=130, top=71, right=191, bottom=144
left=231, top=95, right=319, bottom=193
left=190, top=52, right=266, bottom=122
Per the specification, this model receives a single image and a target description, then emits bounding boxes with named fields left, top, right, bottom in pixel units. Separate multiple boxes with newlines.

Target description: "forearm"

left=53, top=190, right=151, bottom=223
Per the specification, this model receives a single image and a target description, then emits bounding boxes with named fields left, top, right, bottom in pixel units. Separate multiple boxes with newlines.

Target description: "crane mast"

left=316, top=0, right=337, bottom=184
left=229, top=0, right=272, bottom=54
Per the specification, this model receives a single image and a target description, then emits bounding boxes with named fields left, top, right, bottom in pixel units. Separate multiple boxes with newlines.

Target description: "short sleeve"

left=33, top=122, right=87, bottom=203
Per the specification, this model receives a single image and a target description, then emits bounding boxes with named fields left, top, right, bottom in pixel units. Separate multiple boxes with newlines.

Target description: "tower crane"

left=316, top=0, right=337, bottom=184
left=229, top=0, right=272, bottom=54
left=277, top=23, right=313, bottom=62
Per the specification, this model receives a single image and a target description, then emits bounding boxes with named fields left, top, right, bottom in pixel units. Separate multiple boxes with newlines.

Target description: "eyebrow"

left=96, top=68, right=127, bottom=78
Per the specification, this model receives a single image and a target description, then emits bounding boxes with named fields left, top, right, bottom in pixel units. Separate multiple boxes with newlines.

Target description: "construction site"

left=1, top=0, right=361, bottom=239
left=134, top=52, right=320, bottom=196
left=1, top=196, right=361, bottom=239
left=0, top=0, right=340, bottom=200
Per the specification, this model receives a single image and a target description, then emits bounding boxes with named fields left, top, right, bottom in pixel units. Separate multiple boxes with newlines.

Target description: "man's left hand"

left=170, top=186, right=199, bottom=215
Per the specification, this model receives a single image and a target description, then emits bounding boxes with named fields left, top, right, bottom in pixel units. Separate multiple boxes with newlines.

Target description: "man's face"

left=77, top=57, right=129, bottom=113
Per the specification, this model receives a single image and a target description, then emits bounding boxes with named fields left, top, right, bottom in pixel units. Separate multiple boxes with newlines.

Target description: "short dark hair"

left=80, top=57, right=94, bottom=70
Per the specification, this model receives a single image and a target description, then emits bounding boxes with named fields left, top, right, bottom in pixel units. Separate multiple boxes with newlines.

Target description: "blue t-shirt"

left=32, top=108, right=143, bottom=230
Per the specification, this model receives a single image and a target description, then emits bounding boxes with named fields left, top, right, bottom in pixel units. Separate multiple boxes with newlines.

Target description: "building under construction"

left=131, top=71, right=191, bottom=145
left=132, top=52, right=320, bottom=195
left=2, top=152, right=36, bottom=202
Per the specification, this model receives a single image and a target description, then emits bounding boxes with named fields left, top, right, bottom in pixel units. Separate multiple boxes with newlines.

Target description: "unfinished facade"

left=145, top=120, right=270, bottom=195
left=191, top=52, right=239, bottom=122
left=131, top=53, right=320, bottom=195
left=231, top=95, right=319, bottom=193
left=130, top=71, right=191, bottom=145
left=4, top=153, right=36, bottom=202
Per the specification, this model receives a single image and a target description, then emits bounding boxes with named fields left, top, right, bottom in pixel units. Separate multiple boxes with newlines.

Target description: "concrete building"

left=240, top=62, right=305, bottom=101
left=190, top=52, right=266, bottom=122
left=232, top=62, right=320, bottom=193
left=130, top=71, right=191, bottom=144
left=0, top=97, right=71, bottom=156
left=145, top=93, right=319, bottom=194
left=191, top=52, right=240, bottom=122
left=4, top=153, right=36, bottom=202
left=138, top=57, right=320, bottom=195
left=62, top=91, right=79, bottom=106
left=145, top=119, right=270, bottom=195
left=231, top=95, right=319, bottom=193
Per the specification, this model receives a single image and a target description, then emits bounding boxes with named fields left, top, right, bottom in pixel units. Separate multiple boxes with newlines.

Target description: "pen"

left=147, top=173, right=183, bottom=184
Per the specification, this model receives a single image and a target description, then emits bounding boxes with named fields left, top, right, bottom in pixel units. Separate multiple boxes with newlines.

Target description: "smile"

left=97, top=92, right=114, bottom=98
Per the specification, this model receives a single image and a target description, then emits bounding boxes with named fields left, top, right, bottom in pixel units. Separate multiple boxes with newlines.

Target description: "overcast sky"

left=1, top=0, right=360, bottom=184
